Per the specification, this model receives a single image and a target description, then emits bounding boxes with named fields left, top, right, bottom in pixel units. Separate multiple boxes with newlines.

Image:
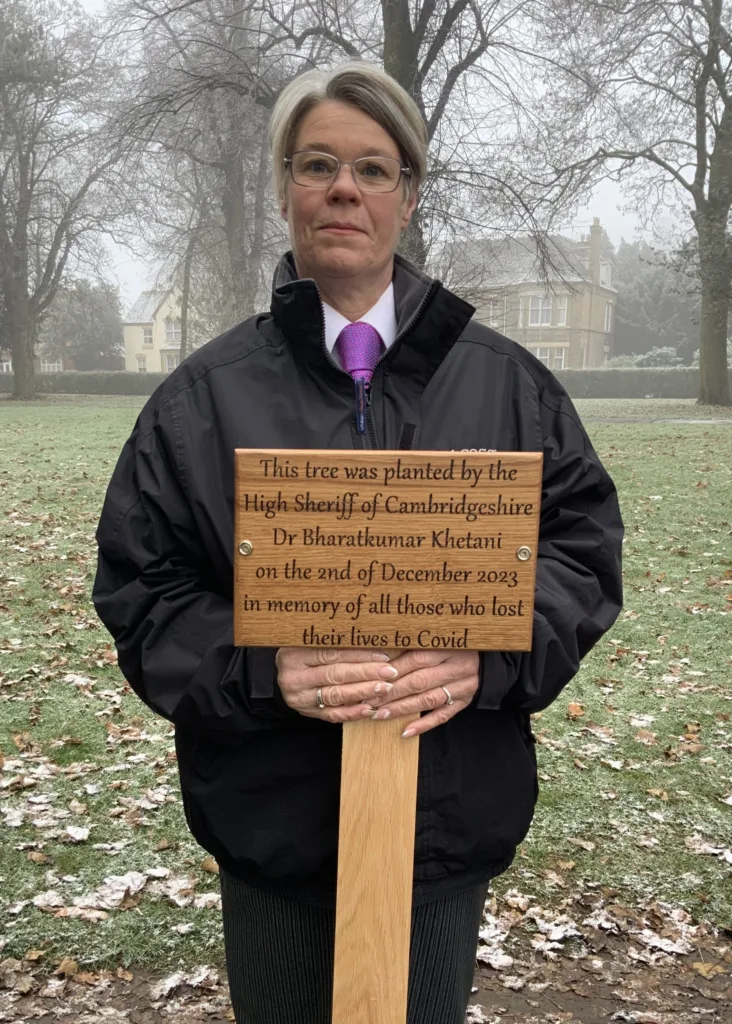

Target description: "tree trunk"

left=241, top=130, right=269, bottom=316
left=179, top=230, right=195, bottom=362
left=398, top=206, right=428, bottom=270
left=381, top=0, right=428, bottom=270
left=221, top=154, right=249, bottom=323
left=695, top=215, right=732, bottom=405
left=7, top=287, right=36, bottom=400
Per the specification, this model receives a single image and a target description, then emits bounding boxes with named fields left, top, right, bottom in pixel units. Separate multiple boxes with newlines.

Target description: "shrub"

left=1, top=367, right=731, bottom=401
left=0, top=371, right=168, bottom=396
left=554, top=367, right=732, bottom=399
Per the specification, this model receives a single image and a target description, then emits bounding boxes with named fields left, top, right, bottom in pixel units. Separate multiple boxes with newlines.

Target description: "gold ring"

left=316, top=688, right=326, bottom=709
left=441, top=685, right=454, bottom=706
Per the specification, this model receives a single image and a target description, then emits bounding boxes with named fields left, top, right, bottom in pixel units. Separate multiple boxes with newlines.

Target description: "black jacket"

left=93, top=252, right=623, bottom=906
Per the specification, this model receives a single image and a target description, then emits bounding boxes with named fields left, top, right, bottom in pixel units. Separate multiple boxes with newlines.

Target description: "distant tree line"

left=1, top=0, right=731, bottom=403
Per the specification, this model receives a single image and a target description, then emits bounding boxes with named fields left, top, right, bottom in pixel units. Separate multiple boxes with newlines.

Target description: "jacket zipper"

left=320, top=278, right=438, bottom=450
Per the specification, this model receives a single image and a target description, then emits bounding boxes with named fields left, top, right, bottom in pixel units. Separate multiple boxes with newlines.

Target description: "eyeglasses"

left=285, top=150, right=411, bottom=194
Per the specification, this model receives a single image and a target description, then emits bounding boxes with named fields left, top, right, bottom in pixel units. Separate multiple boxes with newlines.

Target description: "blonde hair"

left=269, top=61, right=427, bottom=203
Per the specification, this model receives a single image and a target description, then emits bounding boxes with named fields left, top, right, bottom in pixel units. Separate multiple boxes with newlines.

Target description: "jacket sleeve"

left=92, top=400, right=297, bottom=738
left=476, top=381, right=623, bottom=713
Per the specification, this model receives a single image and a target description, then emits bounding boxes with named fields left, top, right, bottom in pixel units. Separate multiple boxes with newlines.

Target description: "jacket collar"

left=269, top=250, right=475, bottom=390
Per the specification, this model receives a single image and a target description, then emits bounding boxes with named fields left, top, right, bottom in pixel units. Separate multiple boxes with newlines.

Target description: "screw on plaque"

left=238, top=540, right=253, bottom=556
left=516, top=546, right=532, bottom=561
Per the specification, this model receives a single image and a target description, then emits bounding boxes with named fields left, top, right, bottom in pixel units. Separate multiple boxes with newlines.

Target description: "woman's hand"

left=364, top=650, right=480, bottom=738
left=276, top=647, right=398, bottom=723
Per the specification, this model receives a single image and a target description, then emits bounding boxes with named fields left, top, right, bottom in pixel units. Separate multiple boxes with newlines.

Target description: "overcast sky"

left=79, top=0, right=663, bottom=313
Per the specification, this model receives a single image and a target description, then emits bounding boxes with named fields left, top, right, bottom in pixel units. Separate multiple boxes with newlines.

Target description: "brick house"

left=442, top=217, right=617, bottom=369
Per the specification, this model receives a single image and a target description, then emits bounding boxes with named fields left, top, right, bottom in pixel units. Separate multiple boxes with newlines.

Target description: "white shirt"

left=322, top=283, right=397, bottom=367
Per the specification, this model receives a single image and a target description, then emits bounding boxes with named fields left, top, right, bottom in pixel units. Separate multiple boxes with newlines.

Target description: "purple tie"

left=334, top=322, right=384, bottom=433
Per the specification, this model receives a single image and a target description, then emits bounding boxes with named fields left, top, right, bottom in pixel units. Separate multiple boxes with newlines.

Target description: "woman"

left=94, top=62, right=623, bottom=1024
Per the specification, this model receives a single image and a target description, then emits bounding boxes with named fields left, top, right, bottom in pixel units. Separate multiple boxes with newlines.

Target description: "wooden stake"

left=332, top=715, right=421, bottom=1024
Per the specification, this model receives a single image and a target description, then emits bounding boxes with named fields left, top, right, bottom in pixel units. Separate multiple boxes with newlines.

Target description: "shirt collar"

left=322, top=282, right=397, bottom=356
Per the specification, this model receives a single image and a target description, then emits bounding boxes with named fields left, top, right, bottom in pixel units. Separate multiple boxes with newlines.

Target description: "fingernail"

left=374, top=682, right=393, bottom=694
left=361, top=706, right=375, bottom=716
left=378, top=665, right=398, bottom=679
left=401, top=728, right=416, bottom=738
left=371, top=709, right=391, bottom=720
left=371, top=652, right=390, bottom=661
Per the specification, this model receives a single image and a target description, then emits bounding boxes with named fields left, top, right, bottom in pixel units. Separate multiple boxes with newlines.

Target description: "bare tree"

left=113, top=0, right=290, bottom=323
left=113, top=0, right=593, bottom=332
left=0, top=0, right=124, bottom=398
left=533, top=0, right=732, bottom=405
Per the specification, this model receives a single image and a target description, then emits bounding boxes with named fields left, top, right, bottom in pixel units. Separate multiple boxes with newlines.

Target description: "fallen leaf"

left=54, top=956, right=78, bottom=977
left=692, top=962, right=725, bottom=979
left=201, top=855, right=219, bottom=875
left=568, top=837, right=596, bottom=852
left=567, top=702, right=585, bottom=720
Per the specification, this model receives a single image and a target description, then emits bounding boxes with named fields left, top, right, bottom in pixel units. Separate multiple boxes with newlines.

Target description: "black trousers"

left=220, top=870, right=487, bottom=1024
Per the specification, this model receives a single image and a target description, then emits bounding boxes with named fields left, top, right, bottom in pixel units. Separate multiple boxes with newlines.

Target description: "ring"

left=316, top=688, right=326, bottom=709
left=441, top=685, right=454, bottom=706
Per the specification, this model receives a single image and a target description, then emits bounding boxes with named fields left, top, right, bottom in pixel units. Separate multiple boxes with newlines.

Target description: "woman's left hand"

left=363, top=650, right=480, bottom=738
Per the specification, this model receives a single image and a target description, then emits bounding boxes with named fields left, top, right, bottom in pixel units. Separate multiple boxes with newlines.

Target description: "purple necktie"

left=334, top=322, right=384, bottom=433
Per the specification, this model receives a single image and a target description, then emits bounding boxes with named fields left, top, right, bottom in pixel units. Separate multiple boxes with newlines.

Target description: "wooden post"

left=332, top=716, right=421, bottom=1024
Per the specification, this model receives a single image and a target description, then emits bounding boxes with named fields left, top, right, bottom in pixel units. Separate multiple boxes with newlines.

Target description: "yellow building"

left=123, top=289, right=185, bottom=374
left=445, top=217, right=617, bottom=370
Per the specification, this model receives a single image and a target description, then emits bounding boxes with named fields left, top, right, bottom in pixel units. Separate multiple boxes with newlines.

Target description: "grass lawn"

left=0, top=395, right=730, bottom=975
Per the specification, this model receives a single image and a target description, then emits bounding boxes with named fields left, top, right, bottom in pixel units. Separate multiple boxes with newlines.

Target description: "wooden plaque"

left=234, top=449, right=542, bottom=652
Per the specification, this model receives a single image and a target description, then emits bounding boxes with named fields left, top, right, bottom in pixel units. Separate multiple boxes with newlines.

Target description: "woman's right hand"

left=275, top=647, right=398, bottom=723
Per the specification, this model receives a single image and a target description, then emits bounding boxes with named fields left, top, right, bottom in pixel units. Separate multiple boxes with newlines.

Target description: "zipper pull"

left=354, top=377, right=367, bottom=434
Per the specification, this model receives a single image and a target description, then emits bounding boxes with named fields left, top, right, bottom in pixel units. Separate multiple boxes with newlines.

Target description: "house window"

left=600, top=259, right=612, bottom=287
left=556, top=296, right=568, bottom=326
left=529, top=295, right=552, bottom=326
left=604, top=301, right=613, bottom=333
left=137, top=355, right=147, bottom=373
left=0, top=359, right=12, bottom=373
left=165, top=354, right=179, bottom=373
left=165, top=319, right=182, bottom=344
left=40, top=358, right=63, bottom=373
left=485, top=297, right=501, bottom=328
left=143, top=327, right=153, bottom=346
left=530, top=347, right=565, bottom=369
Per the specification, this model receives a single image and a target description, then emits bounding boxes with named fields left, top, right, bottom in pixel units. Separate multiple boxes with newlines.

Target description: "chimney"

left=589, top=216, right=603, bottom=285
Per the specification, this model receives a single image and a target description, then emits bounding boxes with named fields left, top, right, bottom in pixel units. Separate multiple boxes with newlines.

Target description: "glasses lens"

left=291, top=152, right=339, bottom=185
left=353, top=157, right=401, bottom=192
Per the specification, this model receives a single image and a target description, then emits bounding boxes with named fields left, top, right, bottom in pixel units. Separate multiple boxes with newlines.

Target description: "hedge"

left=1, top=366, right=731, bottom=399
left=0, top=371, right=168, bottom=396
left=554, top=367, right=732, bottom=399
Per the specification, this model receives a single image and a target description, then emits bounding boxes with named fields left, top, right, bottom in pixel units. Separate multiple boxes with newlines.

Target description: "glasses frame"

left=284, top=150, right=412, bottom=194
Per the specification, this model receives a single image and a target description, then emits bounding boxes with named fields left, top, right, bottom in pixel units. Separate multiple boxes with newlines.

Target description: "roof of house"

left=123, top=290, right=170, bottom=324
left=440, top=233, right=608, bottom=291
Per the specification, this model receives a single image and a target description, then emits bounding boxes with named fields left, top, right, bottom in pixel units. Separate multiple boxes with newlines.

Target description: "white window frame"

left=40, top=358, right=63, bottom=373
left=0, top=359, right=12, bottom=373
left=165, top=353, right=179, bottom=373
left=485, top=297, right=501, bottom=328
left=143, top=326, right=153, bottom=346
left=529, top=294, right=552, bottom=327
left=533, top=346, right=551, bottom=366
left=604, top=301, right=613, bottom=333
left=600, top=259, right=612, bottom=287
left=137, top=355, right=147, bottom=373
left=556, top=295, right=568, bottom=327
left=553, top=348, right=566, bottom=370
left=165, top=319, right=182, bottom=344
